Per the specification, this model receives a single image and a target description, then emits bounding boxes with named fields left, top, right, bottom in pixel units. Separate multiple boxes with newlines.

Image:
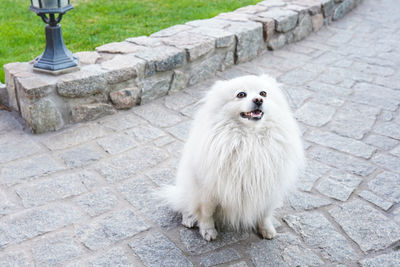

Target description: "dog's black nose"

left=253, top=97, right=263, bottom=106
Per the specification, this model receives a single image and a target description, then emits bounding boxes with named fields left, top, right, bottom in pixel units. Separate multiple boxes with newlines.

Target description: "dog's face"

left=204, top=75, right=285, bottom=126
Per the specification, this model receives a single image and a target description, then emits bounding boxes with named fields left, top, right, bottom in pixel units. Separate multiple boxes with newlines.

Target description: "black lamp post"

left=30, top=0, right=79, bottom=74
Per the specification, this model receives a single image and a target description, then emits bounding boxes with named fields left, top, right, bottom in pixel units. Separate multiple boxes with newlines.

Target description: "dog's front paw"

left=200, top=228, right=218, bottom=241
left=259, top=226, right=277, bottom=240
left=182, top=214, right=197, bottom=228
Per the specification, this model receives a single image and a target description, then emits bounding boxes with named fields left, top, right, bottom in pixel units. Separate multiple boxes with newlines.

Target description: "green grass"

left=0, top=0, right=262, bottom=83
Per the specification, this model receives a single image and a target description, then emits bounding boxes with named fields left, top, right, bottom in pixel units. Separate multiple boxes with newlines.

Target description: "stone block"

left=15, top=170, right=97, bottom=208
left=252, top=17, right=275, bottom=42
left=295, top=101, right=336, bottom=126
left=15, top=75, right=56, bottom=100
left=57, top=65, right=108, bottom=98
left=0, top=132, right=43, bottom=164
left=96, top=134, right=138, bottom=154
left=200, top=248, right=241, bottom=267
left=96, top=41, right=147, bottom=54
left=216, top=12, right=253, bottom=22
left=71, top=103, right=116, bottom=123
left=101, top=54, right=146, bottom=84
left=20, top=98, right=64, bottom=134
left=169, top=70, right=188, bottom=94
left=258, top=9, right=299, bottom=32
left=74, top=51, right=101, bottom=65
left=59, top=144, right=104, bottom=167
left=4, top=62, right=33, bottom=111
left=316, top=170, right=362, bottom=201
left=134, top=45, right=185, bottom=76
left=312, top=13, right=324, bottom=31
left=32, top=233, right=83, bottom=267
left=0, top=82, right=8, bottom=106
left=0, top=203, right=83, bottom=248
left=290, top=0, right=322, bottom=15
left=235, top=4, right=268, bottom=14
left=150, top=24, right=192, bottom=37
left=333, top=0, right=354, bottom=20
left=163, top=31, right=215, bottom=62
left=288, top=190, right=331, bottom=210
left=126, top=35, right=164, bottom=47
left=90, top=247, right=134, bottom=267
left=321, top=0, right=335, bottom=18
left=360, top=251, right=400, bottom=267
left=368, top=171, right=400, bottom=203
left=267, top=33, right=287, bottom=50
left=257, top=0, right=286, bottom=8
left=140, top=72, right=173, bottom=104
left=76, top=209, right=149, bottom=250
left=129, top=232, right=193, bottom=267
left=188, top=53, right=224, bottom=85
left=224, top=21, right=264, bottom=63
left=329, top=200, right=400, bottom=252
left=358, top=190, right=393, bottom=211
left=293, top=14, right=313, bottom=41
left=185, top=18, right=231, bottom=29
left=110, top=87, right=140, bottom=109
left=125, top=124, right=165, bottom=143
left=189, top=27, right=235, bottom=48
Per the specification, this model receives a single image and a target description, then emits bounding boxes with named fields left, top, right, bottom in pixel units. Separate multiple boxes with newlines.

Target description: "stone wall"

left=3, top=0, right=362, bottom=133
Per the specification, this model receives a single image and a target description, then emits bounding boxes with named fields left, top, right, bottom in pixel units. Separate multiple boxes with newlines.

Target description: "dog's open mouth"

left=240, top=109, right=264, bottom=120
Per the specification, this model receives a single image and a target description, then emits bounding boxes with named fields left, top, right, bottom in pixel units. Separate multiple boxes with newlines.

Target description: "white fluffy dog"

left=163, top=75, right=305, bottom=241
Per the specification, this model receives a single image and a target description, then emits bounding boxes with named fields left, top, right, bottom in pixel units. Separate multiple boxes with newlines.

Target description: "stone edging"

left=2, top=0, right=362, bottom=133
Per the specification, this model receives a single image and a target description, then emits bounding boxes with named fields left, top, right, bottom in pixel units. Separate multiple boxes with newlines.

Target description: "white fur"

left=162, top=75, right=305, bottom=241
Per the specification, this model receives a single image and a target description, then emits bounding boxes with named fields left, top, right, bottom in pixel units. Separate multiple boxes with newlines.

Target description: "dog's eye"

left=260, top=91, right=267, bottom=97
left=237, top=92, right=247, bottom=98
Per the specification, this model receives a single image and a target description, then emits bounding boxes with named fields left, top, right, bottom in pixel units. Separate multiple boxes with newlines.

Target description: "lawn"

left=0, top=0, right=262, bottom=83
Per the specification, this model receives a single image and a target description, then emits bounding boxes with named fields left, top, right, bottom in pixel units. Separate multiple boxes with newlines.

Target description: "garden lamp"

left=30, top=0, right=79, bottom=74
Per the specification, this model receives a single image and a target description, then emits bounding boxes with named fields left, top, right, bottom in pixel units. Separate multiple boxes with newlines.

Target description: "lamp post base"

left=33, top=24, right=79, bottom=74
left=33, top=65, right=80, bottom=75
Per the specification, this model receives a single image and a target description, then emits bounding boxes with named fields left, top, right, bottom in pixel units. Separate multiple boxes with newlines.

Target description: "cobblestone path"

left=1, top=0, right=400, bottom=266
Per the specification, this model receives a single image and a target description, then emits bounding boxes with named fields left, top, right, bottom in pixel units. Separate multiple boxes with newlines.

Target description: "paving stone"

left=59, top=144, right=104, bottom=168
left=96, top=134, right=137, bottom=155
left=360, top=251, right=400, bottom=267
left=0, top=252, right=31, bottom=267
left=0, top=133, right=43, bottom=164
left=391, top=145, right=400, bottom=157
left=200, top=248, right=241, bottom=267
left=90, top=247, right=134, bottom=267
left=118, top=177, right=181, bottom=228
left=358, top=190, right=393, bottom=211
left=295, top=101, right=336, bottom=127
left=75, top=187, right=118, bottom=217
left=365, top=134, right=398, bottom=150
left=180, top=227, right=249, bottom=255
left=393, top=206, right=400, bottom=225
left=329, top=199, right=400, bottom=252
left=0, top=190, right=18, bottom=216
left=267, top=33, right=287, bottom=50
left=316, top=170, right=362, bottom=201
left=372, top=153, right=400, bottom=173
left=165, top=120, right=192, bottom=141
left=164, top=92, right=198, bottom=111
left=327, top=102, right=379, bottom=140
left=110, top=87, right=140, bottom=109
left=135, top=46, right=185, bottom=76
left=99, top=112, right=146, bottom=131
left=129, top=232, right=193, bottom=267
left=153, top=135, right=176, bottom=147
left=373, top=122, right=400, bottom=140
left=15, top=170, right=97, bottom=208
left=0, top=154, right=65, bottom=186
left=306, top=129, right=376, bottom=159
left=352, top=83, right=400, bottom=111
left=368, top=171, right=400, bottom=203
left=247, top=232, right=324, bottom=266
left=298, top=159, right=332, bottom=191
left=76, top=209, right=149, bottom=251
left=94, top=146, right=168, bottom=182
left=133, top=102, right=184, bottom=128
left=228, top=261, right=248, bottom=267
left=146, top=167, right=176, bottom=186
left=163, top=31, right=215, bottom=62
left=282, top=85, right=313, bottom=109
left=284, top=212, right=356, bottom=263
left=32, top=233, right=83, bottom=267
left=288, top=190, right=332, bottom=210
left=125, top=124, right=165, bottom=143
left=279, top=68, right=321, bottom=87
left=0, top=203, right=83, bottom=248
left=305, top=80, right=353, bottom=96
left=39, top=123, right=111, bottom=150
left=309, top=146, right=376, bottom=177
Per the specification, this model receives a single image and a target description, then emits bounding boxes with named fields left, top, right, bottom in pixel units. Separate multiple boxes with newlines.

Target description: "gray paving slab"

left=1, top=0, right=400, bottom=266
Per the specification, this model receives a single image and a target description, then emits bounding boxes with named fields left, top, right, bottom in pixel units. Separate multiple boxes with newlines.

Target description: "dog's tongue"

left=251, top=110, right=262, bottom=118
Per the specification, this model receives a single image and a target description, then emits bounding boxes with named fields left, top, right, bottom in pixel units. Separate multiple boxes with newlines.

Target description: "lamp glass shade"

left=31, top=0, right=69, bottom=9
